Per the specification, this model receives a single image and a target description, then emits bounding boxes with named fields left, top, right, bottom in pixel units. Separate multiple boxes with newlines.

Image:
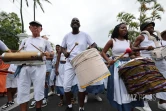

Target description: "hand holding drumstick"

left=30, top=43, right=50, bottom=56
left=65, top=42, right=79, bottom=59
left=0, top=70, right=14, bottom=74
left=107, top=48, right=132, bottom=67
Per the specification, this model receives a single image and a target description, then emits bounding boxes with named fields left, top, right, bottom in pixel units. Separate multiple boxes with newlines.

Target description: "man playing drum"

left=133, top=22, right=166, bottom=111
left=17, top=21, right=54, bottom=111
left=56, top=17, right=97, bottom=111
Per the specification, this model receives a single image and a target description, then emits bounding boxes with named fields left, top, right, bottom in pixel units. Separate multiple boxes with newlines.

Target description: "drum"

left=119, top=58, right=166, bottom=94
left=71, top=48, right=111, bottom=88
left=1, top=51, right=44, bottom=65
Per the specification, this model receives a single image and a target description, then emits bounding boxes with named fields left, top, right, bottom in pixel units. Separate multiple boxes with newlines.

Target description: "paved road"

left=0, top=91, right=164, bottom=111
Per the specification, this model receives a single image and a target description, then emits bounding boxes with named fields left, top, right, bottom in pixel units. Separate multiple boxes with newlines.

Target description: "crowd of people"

left=0, top=18, right=166, bottom=111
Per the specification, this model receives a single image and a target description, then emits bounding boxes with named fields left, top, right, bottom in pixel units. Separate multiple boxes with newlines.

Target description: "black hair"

left=111, top=23, right=128, bottom=40
left=56, top=44, right=60, bottom=47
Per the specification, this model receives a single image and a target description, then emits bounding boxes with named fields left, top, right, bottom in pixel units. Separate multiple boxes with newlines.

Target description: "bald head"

left=71, top=17, right=80, bottom=29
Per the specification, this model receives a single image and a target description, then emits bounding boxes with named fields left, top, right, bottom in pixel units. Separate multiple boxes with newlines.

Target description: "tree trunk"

left=34, top=0, right=36, bottom=21
left=20, top=0, right=24, bottom=33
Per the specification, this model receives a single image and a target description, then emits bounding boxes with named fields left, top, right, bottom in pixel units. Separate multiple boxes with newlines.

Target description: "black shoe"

left=41, top=98, right=47, bottom=107
left=79, top=108, right=84, bottom=111
left=11, top=100, right=15, bottom=104
left=65, top=107, right=74, bottom=111
left=2, top=101, right=14, bottom=110
left=29, top=100, right=36, bottom=109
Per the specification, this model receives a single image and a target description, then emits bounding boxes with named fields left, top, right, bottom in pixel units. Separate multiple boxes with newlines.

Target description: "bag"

left=151, top=47, right=163, bottom=60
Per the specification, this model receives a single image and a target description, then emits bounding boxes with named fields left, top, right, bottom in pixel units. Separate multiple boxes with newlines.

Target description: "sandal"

left=58, top=100, right=63, bottom=107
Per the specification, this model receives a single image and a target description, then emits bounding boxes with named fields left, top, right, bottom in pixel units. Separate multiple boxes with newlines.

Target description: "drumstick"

left=107, top=48, right=132, bottom=67
left=0, top=70, right=14, bottom=74
left=114, top=48, right=132, bottom=62
left=155, top=45, right=166, bottom=49
left=17, top=46, right=24, bottom=52
left=69, top=42, right=79, bottom=53
left=31, top=43, right=44, bottom=53
left=65, top=42, right=79, bottom=59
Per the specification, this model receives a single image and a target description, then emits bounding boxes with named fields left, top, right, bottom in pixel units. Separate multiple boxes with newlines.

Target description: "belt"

left=60, top=61, right=66, bottom=64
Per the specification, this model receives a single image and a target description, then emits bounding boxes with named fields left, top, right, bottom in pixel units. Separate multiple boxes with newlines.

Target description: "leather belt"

left=60, top=61, right=66, bottom=64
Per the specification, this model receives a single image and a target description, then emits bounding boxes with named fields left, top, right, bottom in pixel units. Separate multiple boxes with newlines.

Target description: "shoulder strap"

left=141, top=31, right=160, bottom=47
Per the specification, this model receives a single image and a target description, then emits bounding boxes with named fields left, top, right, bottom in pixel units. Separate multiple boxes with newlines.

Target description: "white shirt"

left=61, top=31, right=94, bottom=60
left=19, top=36, right=53, bottom=52
left=7, top=64, right=17, bottom=79
left=111, top=39, right=130, bottom=57
left=0, top=40, right=9, bottom=51
left=140, top=34, right=161, bottom=58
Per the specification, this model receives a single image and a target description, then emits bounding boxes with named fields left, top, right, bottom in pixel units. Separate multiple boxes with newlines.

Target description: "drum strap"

left=113, top=57, right=130, bottom=61
left=14, top=65, right=24, bottom=77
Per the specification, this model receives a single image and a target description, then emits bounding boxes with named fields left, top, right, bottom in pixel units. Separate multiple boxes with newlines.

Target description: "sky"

left=0, top=0, right=166, bottom=48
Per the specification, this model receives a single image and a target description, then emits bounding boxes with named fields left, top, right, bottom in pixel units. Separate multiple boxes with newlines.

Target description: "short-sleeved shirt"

left=61, top=31, right=94, bottom=60
left=19, top=37, right=53, bottom=52
left=0, top=40, right=9, bottom=52
left=7, top=64, right=17, bottom=79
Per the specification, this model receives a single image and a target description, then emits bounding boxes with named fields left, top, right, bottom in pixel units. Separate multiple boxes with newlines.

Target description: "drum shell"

left=1, top=52, right=43, bottom=62
left=71, top=48, right=110, bottom=88
left=119, top=58, right=166, bottom=94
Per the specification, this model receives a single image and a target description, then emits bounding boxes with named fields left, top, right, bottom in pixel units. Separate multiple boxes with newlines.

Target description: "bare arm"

left=55, top=50, right=62, bottom=75
left=132, top=35, right=154, bottom=51
left=101, top=40, right=113, bottom=62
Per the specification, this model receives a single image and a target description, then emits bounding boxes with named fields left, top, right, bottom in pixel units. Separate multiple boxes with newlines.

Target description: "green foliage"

left=0, top=11, right=22, bottom=52
left=108, top=0, right=164, bottom=43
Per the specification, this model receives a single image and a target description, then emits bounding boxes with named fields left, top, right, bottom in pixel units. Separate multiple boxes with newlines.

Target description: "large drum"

left=71, top=48, right=111, bottom=88
left=119, top=58, right=166, bottom=94
left=1, top=51, right=44, bottom=65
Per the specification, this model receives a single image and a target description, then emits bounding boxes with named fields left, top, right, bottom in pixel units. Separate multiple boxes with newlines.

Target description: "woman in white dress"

left=102, top=23, right=144, bottom=111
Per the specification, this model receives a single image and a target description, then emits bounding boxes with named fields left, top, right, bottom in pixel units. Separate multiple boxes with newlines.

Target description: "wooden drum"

left=71, top=48, right=111, bottom=88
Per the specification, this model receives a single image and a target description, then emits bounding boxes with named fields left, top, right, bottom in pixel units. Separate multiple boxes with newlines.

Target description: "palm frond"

left=43, top=0, right=52, bottom=4
left=36, top=0, right=44, bottom=12
left=25, top=0, right=29, bottom=6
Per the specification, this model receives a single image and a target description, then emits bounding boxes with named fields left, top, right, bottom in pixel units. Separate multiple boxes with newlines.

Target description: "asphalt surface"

left=0, top=90, right=165, bottom=111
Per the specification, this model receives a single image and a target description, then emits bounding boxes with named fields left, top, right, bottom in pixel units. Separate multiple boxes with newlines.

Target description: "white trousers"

left=6, top=77, right=17, bottom=88
left=63, top=61, right=85, bottom=92
left=17, top=65, right=46, bottom=104
left=155, top=60, right=166, bottom=100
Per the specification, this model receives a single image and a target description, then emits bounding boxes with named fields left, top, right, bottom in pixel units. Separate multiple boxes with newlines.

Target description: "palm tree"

left=150, top=1, right=164, bottom=21
left=33, top=0, right=51, bottom=21
left=108, top=0, right=165, bottom=43
left=114, top=12, right=139, bottom=42
left=13, top=0, right=29, bottom=33
left=137, top=0, right=164, bottom=24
